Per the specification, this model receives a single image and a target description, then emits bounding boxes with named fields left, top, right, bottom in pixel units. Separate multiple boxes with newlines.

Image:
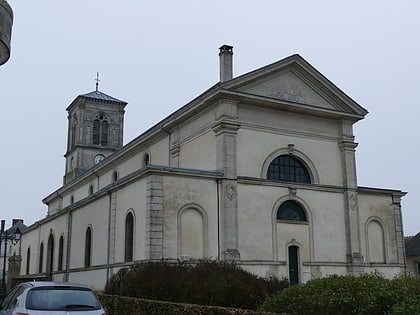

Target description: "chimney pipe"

left=219, top=45, right=233, bottom=82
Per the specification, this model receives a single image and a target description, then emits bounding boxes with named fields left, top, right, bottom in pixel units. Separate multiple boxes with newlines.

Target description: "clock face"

left=94, top=154, right=105, bottom=164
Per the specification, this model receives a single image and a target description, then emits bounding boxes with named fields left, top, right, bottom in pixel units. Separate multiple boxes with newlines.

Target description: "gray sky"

left=1, top=1, right=419, bottom=235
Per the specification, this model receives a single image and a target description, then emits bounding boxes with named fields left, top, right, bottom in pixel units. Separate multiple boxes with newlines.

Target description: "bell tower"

left=64, top=84, right=127, bottom=184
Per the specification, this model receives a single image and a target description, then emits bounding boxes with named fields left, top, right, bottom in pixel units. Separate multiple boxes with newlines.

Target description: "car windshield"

left=26, top=286, right=100, bottom=311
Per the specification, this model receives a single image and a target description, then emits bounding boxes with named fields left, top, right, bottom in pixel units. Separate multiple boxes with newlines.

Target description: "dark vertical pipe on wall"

left=216, top=179, right=221, bottom=261
left=106, top=190, right=112, bottom=282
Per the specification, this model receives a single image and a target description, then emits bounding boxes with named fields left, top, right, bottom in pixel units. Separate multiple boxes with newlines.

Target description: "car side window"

left=0, top=286, right=19, bottom=309
left=8, top=286, right=25, bottom=308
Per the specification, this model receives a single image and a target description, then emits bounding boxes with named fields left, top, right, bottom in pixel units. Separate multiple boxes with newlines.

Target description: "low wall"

left=98, top=294, right=281, bottom=315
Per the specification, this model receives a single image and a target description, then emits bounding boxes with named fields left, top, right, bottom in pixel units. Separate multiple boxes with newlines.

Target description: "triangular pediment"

left=221, top=55, right=368, bottom=118
left=239, top=70, right=337, bottom=110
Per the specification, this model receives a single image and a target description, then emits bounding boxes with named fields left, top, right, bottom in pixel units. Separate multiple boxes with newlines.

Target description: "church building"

left=20, top=46, right=406, bottom=290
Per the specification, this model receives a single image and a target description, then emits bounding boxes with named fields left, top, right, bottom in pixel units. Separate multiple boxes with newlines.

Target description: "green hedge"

left=104, top=261, right=288, bottom=310
left=258, top=273, right=420, bottom=315
left=99, top=294, right=282, bottom=315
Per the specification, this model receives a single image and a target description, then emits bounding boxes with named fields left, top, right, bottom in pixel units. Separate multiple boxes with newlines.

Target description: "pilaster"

left=339, top=120, right=364, bottom=274
left=109, top=191, right=117, bottom=264
left=146, top=175, right=164, bottom=260
left=212, top=99, right=240, bottom=261
left=170, top=127, right=180, bottom=167
left=392, top=193, right=406, bottom=266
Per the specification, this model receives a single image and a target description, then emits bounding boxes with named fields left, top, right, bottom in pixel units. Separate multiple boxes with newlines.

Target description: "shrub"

left=104, top=261, right=288, bottom=310
left=258, top=273, right=420, bottom=315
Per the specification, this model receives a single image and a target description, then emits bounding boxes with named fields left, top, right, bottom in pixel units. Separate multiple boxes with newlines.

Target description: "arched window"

left=89, top=185, right=94, bottom=196
left=267, top=155, right=311, bottom=184
left=277, top=200, right=307, bottom=222
left=113, top=171, right=118, bottom=182
left=26, top=247, right=31, bottom=275
left=39, top=243, right=44, bottom=273
left=125, top=212, right=134, bottom=262
left=93, top=114, right=108, bottom=146
left=71, top=123, right=77, bottom=150
left=46, top=234, right=54, bottom=275
left=58, top=235, right=64, bottom=271
left=143, top=153, right=150, bottom=166
left=85, top=227, right=92, bottom=268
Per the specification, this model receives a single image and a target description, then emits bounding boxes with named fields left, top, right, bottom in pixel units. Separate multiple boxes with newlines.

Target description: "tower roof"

left=66, top=89, right=127, bottom=111
left=79, top=90, right=127, bottom=104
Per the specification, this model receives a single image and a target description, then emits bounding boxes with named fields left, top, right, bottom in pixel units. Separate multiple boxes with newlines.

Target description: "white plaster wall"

left=163, top=176, right=218, bottom=260
left=303, top=189, right=347, bottom=262
left=238, top=104, right=340, bottom=139
left=21, top=213, right=69, bottom=275
left=276, top=223, right=310, bottom=261
left=68, top=269, right=108, bottom=292
left=178, top=107, right=215, bottom=143
left=358, top=192, right=398, bottom=264
left=69, top=197, right=109, bottom=269
left=237, top=128, right=342, bottom=186
left=237, top=184, right=347, bottom=264
left=237, top=184, right=282, bottom=261
left=179, top=131, right=217, bottom=170
left=20, top=228, right=39, bottom=275
left=114, top=179, right=147, bottom=262
left=145, top=137, right=168, bottom=166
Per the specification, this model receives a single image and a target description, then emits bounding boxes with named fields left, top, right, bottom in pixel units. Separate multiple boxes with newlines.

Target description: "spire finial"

left=95, top=72, right=100, bottom=91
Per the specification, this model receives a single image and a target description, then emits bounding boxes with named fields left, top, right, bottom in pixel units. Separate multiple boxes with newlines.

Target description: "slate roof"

left=79, top=90, right=126, bottom=104
left=1, top=220, right=27, bottom=241
left=405, top=232, right=420, bottom=256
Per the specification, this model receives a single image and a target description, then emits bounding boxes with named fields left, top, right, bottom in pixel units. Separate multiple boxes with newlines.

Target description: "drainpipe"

left=216, top=179, right=221, bottom=261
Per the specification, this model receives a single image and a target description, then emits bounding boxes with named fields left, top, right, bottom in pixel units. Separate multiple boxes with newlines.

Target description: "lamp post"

left=0, top=220, right=21, bottom=296
left=0, top=219, right=5, bottom=298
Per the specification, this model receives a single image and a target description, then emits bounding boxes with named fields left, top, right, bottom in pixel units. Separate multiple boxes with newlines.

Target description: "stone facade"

left=19, top=46, right=406, bottom=291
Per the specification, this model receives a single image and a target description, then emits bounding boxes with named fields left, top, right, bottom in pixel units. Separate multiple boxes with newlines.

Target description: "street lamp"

left=0, top=220, right=21, bottom=295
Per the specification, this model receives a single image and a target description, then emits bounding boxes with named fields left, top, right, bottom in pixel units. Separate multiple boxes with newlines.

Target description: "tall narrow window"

left=26, top=247, right=31, bottom=275
left=143, top=153, right=150, bottom=166
left=39, top=243, right=44, bottom=273
left=58, top=236, right=64, bottom=271
left=125, top=213, right=134, bottom=262
left=267, top=155, right=311, bottom=184
left=93, top=114, right=108, bottom=146
left=101, top=120, right=108, bottom=146
left=85, top=227, right=92, bottom=268
left=71, top=124, right=77, bottom=150
left=46, top=234, right=54, bottom=275
left=288, top=245, right=300, bottom=285
left=93, top=119, right=100, bottom=145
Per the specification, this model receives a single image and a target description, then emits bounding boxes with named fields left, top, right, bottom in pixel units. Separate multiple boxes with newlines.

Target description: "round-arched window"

left=277, top=200, right=307, bottom=222
left=267, top=155, right=311, bottom=184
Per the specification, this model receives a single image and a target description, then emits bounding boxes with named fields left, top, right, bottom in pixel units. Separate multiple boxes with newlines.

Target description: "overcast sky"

left=1, top=1, right=419, bottom=235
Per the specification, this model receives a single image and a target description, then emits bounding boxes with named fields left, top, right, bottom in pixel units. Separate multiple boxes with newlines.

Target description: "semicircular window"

left=277, top=200, right=307, bottom=222
left=267, top=155, right=311, bottom=184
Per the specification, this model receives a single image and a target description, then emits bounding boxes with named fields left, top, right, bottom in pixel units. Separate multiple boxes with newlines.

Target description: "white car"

left=0, top=281, right=107, bottom=315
